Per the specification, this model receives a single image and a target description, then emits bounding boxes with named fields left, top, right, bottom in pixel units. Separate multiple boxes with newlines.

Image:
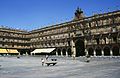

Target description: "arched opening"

left=51, top=49, right=56, bottom=55
left=95, top=38, right=100, bottom=44
left=17, top=49, right=24, bottom=55
left=75, top=39, right=85, bottom=57
left=67, top=48, right=72, bottom=56
left=62, top=49, right=66, bottom=56
left=57, top=49, right=61, bottom=55
left=95, top=47, right=102, bottom=56
left=88, top=48, right=94, bottom=56
left=112, top=46, right=119, bottom=56
left=113, top=36, right=117, bottom=43
left=104, top=47, right=110, bottom=56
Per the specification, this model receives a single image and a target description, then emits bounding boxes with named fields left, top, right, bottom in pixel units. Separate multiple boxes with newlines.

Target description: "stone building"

left=0, top=8, right=120, bottom=57
left=0, top=27, right=30, bottom=55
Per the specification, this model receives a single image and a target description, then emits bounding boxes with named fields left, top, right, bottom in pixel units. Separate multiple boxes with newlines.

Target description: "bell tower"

left=74, top=7, right=84, bottom=20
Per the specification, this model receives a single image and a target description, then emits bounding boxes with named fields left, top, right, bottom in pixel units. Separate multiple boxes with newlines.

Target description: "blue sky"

left=0, top=0, right=120, bottom=31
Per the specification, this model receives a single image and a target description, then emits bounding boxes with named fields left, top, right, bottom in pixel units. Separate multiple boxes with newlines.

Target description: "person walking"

left=41, top=58, right=45, bottom=66
left=45, top=55, right=49, bottom=60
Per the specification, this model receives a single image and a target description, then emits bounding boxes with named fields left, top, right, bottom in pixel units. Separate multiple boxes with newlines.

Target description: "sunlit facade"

left=0, top=8, right=120, bottom=56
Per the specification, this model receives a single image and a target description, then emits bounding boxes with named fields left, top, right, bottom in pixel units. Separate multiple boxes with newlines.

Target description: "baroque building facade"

left=0, top=8, right=120, bottom=57
left=0, top=27, right=31, bottom=55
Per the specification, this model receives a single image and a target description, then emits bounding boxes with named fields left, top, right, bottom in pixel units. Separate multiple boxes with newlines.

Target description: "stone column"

left=110, top=49, right=113, bottom=56
left=71, top=39, right=76, bottom=59
left=101, top=50, right=104, bottom=56
left=72, top=47, right=76, bottom=59
left=61, top=50, right=63, bottom=56
left=106, top=38, right=109, bottom=44
left=26, top=52, right=28, bottom=56
left=66, top=51, right=68, bottom=56
left=94, top=50, right=96, bottom=56
left=85, top=49, right=88, bottom=56
left=56, top=51, right=58, bottom=56
left=84, top=39, right=88, bottom=56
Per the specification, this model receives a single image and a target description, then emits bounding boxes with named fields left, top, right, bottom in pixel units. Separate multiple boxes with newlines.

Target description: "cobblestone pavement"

left=0, top=56, right=120, bottom=78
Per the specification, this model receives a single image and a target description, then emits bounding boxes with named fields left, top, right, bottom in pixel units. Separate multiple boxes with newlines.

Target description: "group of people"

left=41, top=55, right=49, bottom=66
left=41, top=55, right=91, bottom=66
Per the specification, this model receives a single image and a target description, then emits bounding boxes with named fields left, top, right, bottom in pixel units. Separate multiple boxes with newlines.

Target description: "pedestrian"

left=45, top=55, right=49, bottom=60
left=41, top=58, right=45, bottom=66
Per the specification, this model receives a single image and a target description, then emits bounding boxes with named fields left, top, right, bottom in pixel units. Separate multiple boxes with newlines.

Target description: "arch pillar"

left=110, top=49, right=113, bottom=56
left=106, top=38, right=109, bottom=44
left=85, top=49, right=88, bottom=56
left=71, top=39, right=76, bottom=59
left=94, top=50, right=96, bottom=56
left=61, top=50, right=63, bottom=56
left=66, top=51, right=68, bottom=56
left=101, top=50, right=104, bottom=56
left=26, top=52, right=28, bottom=56
left=56, top=51, right=58, bottom=56
left=84, top=39, right=88, bottom=56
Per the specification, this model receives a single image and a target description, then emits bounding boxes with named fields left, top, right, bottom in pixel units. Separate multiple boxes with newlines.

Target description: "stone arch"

left=95, top=46, right=102, bottom=56
left=112, top=45, right=119, bottom=56
left=62, top=48, right=66, bottom=56
left=103, top=46, right=110, bottom=56
left=88, top=47, right=94, bottom=56
left=75, top=39, right=85, bottom=57
left=57, top=49, right=61, bottom=55
left=67, top=48, right=72, bottom=56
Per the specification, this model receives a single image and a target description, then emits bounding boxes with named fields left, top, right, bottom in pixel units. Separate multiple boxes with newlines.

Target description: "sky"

left=0, top=0, right=120, bottom=31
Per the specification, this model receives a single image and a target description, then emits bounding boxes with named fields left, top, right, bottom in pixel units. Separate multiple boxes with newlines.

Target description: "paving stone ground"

left=0, top=56, right=120, bottom=78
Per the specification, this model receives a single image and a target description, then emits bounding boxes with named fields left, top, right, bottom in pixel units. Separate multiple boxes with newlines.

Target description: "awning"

left=31, top=48, right=55, bottom=54
left=0, top=49, right=19, bottom=53
left=0, top=49, right=8, bottom=53
left=7, top=49, right=19, bottom=53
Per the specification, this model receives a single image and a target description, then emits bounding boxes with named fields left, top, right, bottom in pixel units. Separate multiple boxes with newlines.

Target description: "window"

left=2, top=44, right=4, bottom=46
